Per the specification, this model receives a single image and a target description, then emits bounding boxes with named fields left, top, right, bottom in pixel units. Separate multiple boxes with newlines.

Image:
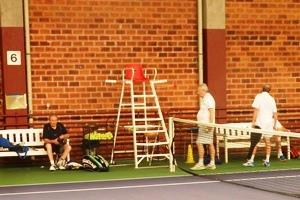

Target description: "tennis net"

left=168, top=117, right=300, bottom=198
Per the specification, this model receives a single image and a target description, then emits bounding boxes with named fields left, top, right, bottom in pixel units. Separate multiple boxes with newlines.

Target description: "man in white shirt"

left=191, top=83, right=216, bottom=170
left=243, top=85, right=277, bottom=167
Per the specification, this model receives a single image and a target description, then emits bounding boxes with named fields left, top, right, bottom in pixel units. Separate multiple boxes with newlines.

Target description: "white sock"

left=278, top=150, right=283, bottom=158
left=210, top=159, right=215, bottom=165
left=249, top=154, right=255, bottom=162
left=265, top=155, right=270, bottom=162
left=198, top=159, right=204, bottom=166
left=50, top=160, right=55, bottom=166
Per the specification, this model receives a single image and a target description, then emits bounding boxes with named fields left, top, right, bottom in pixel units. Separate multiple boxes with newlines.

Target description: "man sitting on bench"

left=43, top=115, right=72, bottom=171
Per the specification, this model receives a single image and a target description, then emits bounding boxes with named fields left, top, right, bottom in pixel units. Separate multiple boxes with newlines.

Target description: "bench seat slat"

left=0, top=148, right=47, bottom=157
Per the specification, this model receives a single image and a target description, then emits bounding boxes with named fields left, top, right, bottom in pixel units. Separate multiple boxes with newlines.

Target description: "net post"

left=169, top=117, right=175, bottom=172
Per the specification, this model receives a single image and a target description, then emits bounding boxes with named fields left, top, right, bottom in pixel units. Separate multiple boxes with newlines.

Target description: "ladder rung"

left=124, top=125, right=161, bottom=129
left=113, top=150, right=134, bottom=154
left=134, top=125, right=162, bottom=129
left=134, top=106, right=158, bottom=110
left=121, top=103, right=144, bottom=107
left=135, top=118, right=162, bottom=122
left=136, top=142, right=169, bottom=146
left=113, top=150, right=144, bottom=154
left=137, top=153, right=170, bottom=158
left=133, top=94, right=155, bottom=98
left=136, top=130, right=166, bottom=134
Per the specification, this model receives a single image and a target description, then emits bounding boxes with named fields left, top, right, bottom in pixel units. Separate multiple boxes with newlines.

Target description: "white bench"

left=0, top=129, right=70, bottom=160
left=216, top=123, right=290, bottom=163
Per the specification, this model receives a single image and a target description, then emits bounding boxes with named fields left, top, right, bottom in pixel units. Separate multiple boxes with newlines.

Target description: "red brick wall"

left=226, top=0, right=300, bottom=110
left=29, top=0, right=199, bottom=114
left=0, top=54, right=2, bottom=115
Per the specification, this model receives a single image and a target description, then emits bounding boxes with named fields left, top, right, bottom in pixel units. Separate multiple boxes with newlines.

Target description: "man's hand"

left=57, top=135, right=67, bottom=144
left=53, top=138, right=60, bottom=145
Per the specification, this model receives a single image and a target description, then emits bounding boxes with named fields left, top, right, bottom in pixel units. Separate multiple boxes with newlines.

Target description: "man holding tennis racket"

left=191, top=83, right=216, bottom=170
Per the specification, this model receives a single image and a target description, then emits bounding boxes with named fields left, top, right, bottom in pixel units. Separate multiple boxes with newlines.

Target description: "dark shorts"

left=44, top=144, right=63, bottom=154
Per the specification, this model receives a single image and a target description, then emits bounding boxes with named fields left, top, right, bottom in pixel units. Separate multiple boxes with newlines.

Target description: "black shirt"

left=43, top=122, right=67, bottom=140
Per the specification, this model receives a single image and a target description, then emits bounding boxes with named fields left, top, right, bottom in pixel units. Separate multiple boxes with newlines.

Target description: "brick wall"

left=226, top=0, right=300, bottom=110
left=0, top=57, right=2, bottom=115
left=2, top=0, right=300, bottom=164
left=29, top=0, right=199, bottom=114
left=29, top=0, right=300, bottom=118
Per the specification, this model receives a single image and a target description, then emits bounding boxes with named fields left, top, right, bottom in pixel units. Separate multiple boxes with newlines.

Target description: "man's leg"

left=206, top=143, right=216, bottom=169
left=60, top=144, right=72, bottom=160
left=44, top=143, right=56, bottom=171
left=191, top=127, right=207, bottom=170
left=57, top=144, right=72, bottom=169
left=191, top=143, right=205, bottom=170
left=250, top=145, right=258, bottom=161
left=243, top=132, right=261, bottom=167
left=246, top=132, right=262, bottom=160
left=275, top=136, right=285, bottom=160
left=263, top=137, right=271, bottom=167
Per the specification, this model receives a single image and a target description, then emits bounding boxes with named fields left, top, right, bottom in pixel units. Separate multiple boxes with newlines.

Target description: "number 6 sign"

left=7, top=51, right=21, bottom=65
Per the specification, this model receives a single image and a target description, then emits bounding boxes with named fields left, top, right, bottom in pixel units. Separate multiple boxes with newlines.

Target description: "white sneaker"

left=57, top=159, right=66, bottom=170
left=263, top=160, right=270, bottom=167
left=206, top=163, right=216, bottom=170
left=243, top=161, right=254, bottom=167
left=191, top=163, right=206, bottom=171
left=49, top=165, right=57, bottom=171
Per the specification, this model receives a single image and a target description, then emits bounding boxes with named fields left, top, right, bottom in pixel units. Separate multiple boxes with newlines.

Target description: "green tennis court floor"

left=0, top=158, right=299, bottom=186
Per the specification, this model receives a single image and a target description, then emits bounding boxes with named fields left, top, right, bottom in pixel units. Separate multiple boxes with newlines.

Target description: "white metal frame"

left=107, top=67, right=172, bottom=169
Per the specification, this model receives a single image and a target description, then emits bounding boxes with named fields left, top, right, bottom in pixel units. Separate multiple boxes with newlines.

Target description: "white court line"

left=0, top=180, right=220, bottom=196
left=1, top=174, right=300, bottom=197
left=0, top=174, right=189, bottom=188
left=2, top=167, right=299, bottom=189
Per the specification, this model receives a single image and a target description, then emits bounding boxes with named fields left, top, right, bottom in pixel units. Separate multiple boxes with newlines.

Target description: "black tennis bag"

left=82, top=155, right=109, bottom=172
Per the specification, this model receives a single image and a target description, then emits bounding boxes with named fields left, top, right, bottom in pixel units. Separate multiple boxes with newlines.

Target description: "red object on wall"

left=0, top=27, right=28, bottom=128
left=203, top=29, right=227, bottom=123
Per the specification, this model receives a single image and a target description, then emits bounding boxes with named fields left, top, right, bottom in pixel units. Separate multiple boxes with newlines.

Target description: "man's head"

left=198, top=83, right=209, bottom=97
left=262, top=84, right=271, bottom=93
left=49, top=115, right=58, bottom=128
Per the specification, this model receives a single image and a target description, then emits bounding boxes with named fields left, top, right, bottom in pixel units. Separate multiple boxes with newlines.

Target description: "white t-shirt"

left=252, top=92, right=277, bottom=131
left=197, top=93, right=215, bottom=123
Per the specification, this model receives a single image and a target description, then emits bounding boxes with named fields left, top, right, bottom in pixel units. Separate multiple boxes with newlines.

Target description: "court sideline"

left=0, top=171, right=299, bottom=200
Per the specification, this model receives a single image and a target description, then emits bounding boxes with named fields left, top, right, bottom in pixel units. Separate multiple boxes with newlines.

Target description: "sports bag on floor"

left=82, top=155, right=109, bottom=172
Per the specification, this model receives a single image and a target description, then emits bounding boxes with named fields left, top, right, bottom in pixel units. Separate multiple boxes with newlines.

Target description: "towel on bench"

left=0, top=137, right=29, bottom=159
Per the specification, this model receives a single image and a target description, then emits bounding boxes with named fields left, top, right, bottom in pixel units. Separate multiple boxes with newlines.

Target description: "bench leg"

left=287, top=137, right=291, bottom=160
left=225, top=147, right=228, bottom=163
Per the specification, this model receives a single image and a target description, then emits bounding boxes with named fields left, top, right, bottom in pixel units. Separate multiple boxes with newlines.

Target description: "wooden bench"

left=216, top=123, right=290, bottom=163
left=0, top=129, right=70, bottom=160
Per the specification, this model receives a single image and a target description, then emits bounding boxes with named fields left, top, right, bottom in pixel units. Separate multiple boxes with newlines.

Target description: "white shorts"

left=196, top=126, right=214, bottom=144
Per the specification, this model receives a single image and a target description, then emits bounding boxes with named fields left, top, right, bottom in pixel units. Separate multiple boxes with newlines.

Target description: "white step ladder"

left=106, top=64, right=172, bottom=169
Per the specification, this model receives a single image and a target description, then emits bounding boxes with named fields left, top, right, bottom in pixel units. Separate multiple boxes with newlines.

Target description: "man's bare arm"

left=59, top=134, right=70, bottom=140
left=252, top=108, right=258, bottom=127
left=43, top=138, right=59, bottom=144
left=273, top=112, right=278, bottom=129
left=208, top=108, right=215, bottom=123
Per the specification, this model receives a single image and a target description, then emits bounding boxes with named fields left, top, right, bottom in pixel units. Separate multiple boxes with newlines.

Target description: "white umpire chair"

left=106, top=64, right=172, bottom=169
